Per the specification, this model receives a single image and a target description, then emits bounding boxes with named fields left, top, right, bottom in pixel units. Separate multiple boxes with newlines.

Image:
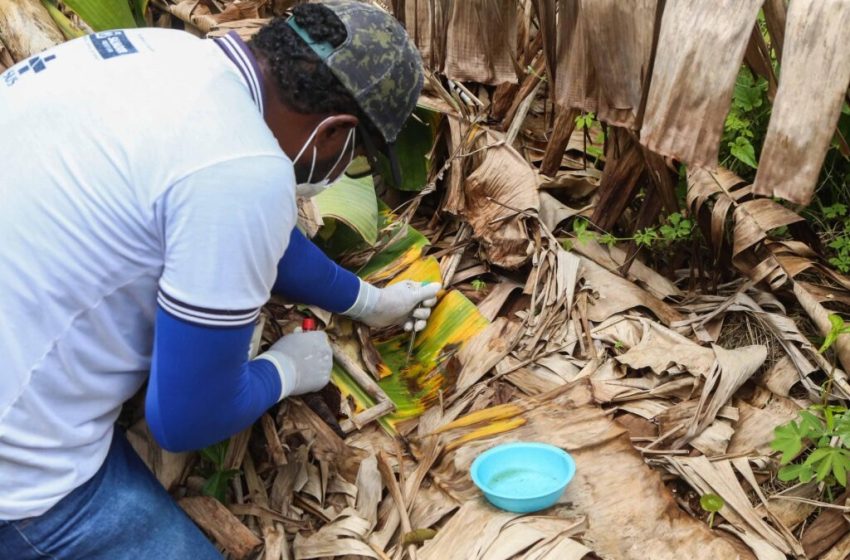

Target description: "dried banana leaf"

left=443, top=0, right=517, bottom=85
left=430, top=381, right=747, bottom=559
left=462, top=130, right=540, bottom=268
left=753, top=0, right=850, bottom=205
left=641, top=0, right=763, bottom=167
left=577, top=0, right=656, bottom=128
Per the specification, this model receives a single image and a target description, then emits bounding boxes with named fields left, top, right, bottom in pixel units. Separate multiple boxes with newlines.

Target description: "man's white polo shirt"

left=0, top=28, right=295, bottom=519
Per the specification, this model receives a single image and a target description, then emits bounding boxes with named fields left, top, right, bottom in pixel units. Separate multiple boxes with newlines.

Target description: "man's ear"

left=317, top=114, right=359, bottom=142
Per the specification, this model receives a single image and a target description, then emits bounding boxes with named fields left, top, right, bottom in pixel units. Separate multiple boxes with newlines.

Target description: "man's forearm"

left=272, top=228, right=360, bottom=312
left=145, top=308, right=282, bottom=452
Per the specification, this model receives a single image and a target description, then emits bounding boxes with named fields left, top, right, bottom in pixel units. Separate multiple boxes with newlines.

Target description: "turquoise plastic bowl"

left=470, top=442, right=575, bottom=513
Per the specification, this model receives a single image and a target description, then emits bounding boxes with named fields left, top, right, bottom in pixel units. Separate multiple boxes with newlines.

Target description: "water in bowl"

left=487, top=468, right=562, bottom=496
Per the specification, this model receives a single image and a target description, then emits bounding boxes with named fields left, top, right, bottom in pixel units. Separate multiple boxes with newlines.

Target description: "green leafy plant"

left=772, top=406, right=850, bottom=488
left=820, top=314, right=850, bottom=354
left=572, top=218, right=595, bottom=244
left=199, top=441, right=239, bottom=503
left=699, top=493, right=725, bottom=529
left=658, top=212, right=693, bottom=243
left=574, top=112, right=596, bottom=131
left=819, top=203, right=850, bottom=273
left=634, top=228, right=658, bottom=247
left=771, top=314, right=850, bottom=492
left=721, top=67, right=769, bottom=173
left=823, top=203, right=848, bottom=220
left=569, top=213, right=693, bottom=251
left=471, top=279, right=487, bottom=292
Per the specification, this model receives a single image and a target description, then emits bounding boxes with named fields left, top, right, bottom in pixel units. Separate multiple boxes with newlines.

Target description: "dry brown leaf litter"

left=5, top=0, right=850, bottom=558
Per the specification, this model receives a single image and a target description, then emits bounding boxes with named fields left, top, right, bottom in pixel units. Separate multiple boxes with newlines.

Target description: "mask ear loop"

left=322, top=127, right=356, bottom=184
left=305, top=146, right=318, bottom=184
left=292, top=116, right=334, bottom=165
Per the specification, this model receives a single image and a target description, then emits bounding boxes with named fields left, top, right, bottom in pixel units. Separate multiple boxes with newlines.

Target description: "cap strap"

left=286, top=17, right=335, bottom=60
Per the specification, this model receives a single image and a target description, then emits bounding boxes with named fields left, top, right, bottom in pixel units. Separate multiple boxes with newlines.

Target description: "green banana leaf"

left=64, top=0, right=138, bottom=32
left=375, top=107, right=440, bottom=192
left=42, top=1, right=86, bottom=39
left=333, top=255, right=488, bottom=432
left=358, top=206, right=429, bottom=281
left=374, top=290, right=488, bottom=421
left=132, top=0, right=150, bottom=26
left=314, top=174, right=379, bottom=245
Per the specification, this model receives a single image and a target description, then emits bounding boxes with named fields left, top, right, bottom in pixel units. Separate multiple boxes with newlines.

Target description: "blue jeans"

left=0, top=429, right=222, bottom=559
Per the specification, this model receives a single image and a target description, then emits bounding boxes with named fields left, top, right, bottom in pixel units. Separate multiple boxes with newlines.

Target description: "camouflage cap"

left=286, top=1, right=423, bottom=172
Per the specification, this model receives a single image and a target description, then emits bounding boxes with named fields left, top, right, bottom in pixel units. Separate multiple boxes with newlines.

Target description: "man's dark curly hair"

left=249, top=4, right=361, bottom=118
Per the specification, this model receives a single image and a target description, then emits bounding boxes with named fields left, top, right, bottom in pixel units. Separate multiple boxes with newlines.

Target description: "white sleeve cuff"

left=342, top=279, right=380, bottom=320
left=254, top=352, right=296, bottom=402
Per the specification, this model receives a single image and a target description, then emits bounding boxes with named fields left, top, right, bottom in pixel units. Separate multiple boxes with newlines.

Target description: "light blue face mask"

left=291, top=117, right=356, bottom=198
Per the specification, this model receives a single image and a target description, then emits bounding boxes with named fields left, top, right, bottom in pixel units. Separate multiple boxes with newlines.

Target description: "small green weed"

left=770, top=314, right=850, bottom=493
left=699, top=494, right=725, bottom=529
left=818, top=203, right=850, bottom=273
left=721, top=67, right=770, bottom=175
left=199, top=440, right=239, bottom=503
left=575, top=112, right=596, bottom=131
left=566, top=213, right=693, bottom=251
left=574, top=112, right=605, bottom=162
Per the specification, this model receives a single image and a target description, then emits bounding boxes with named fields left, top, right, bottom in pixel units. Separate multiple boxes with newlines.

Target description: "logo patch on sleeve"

left=89, top=31, right=138, bottom=60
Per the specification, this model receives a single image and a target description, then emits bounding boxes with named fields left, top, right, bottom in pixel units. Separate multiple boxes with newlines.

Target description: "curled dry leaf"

left=688, top=167, right=850, bottom=382
left=462, top=130, right=539, bottom=268
left=579, top=256, right=682, bottom=325
left=615, top=319, right=716, bottom=378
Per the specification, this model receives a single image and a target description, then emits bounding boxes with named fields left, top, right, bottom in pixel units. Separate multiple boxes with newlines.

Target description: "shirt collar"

left=212, top=31, right=266, bottom=116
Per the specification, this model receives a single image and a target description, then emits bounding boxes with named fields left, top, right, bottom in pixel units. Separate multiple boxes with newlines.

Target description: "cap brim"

left=357, top=124, right=402, bottom=186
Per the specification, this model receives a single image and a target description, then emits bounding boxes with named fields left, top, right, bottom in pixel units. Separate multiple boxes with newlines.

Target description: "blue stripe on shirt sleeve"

left=272, top=228, right=360, bottom=313
left=145, top=306, right=280, bottom=452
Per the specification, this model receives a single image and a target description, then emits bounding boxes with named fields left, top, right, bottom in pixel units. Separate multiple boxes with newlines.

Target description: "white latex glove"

left=344, top=280, right=441, bottom=332
left=255, top=331, right=333, bottom=400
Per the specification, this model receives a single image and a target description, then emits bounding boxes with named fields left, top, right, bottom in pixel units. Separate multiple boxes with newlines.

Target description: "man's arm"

left=145, top=156, right=330, bottom=452
left=146, top=308, right=330, bottom=452
left=272, top=227, right=360, bottom=312
left=274, top=228, right=441, bottom=331
left=146, top=310, right=279, bottom=452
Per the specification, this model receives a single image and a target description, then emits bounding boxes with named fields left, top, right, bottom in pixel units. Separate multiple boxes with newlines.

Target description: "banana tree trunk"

left=0, top=0, right=64, bottom=61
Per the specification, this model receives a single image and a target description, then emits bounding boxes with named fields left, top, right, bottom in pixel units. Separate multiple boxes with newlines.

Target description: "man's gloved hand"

left=344, top=280, right=441, bottom=332
left=255, top=331, right=333, bottom=400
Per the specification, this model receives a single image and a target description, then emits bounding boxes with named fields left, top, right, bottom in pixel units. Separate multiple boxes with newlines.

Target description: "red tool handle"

left=301, top=317, right=317, bottom=332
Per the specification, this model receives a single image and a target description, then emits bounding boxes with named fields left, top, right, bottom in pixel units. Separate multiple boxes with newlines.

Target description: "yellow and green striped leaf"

left=314, top=174, right=379, bottom=245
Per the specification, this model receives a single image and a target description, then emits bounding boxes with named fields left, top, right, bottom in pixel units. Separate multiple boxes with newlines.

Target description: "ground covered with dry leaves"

left=7, top=0, right=849, bottom=559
